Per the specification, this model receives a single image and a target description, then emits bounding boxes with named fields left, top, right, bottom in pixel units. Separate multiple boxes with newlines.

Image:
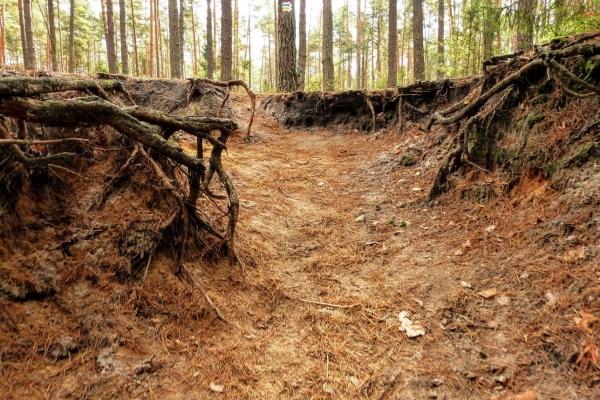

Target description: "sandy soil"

left=1, top=93, right=598, bottom=400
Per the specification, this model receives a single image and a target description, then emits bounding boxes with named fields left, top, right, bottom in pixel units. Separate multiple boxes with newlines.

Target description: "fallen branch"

left=299, top=298, right=362, bottom=309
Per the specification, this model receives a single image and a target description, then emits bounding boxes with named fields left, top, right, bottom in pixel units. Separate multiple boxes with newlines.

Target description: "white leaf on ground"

left=460, top=281, right=472, bottom=288
left=209, top=382, right=224, bottom=393
left=478, top=288, right=498, bottom=299
left=355, top=214, right=366, bottom=222
left=398, top=311, right=426, bottom=338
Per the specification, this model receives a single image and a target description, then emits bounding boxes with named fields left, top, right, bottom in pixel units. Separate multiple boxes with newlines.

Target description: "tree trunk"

left=169, top=0, right=182, bottom=78
left=233, top=0, right=238, bottom=79
left=322, top=0, right=334, bottom=91
left=356, top=0, right=361, bottom=89
left=387, top=0, right=397, bottom=88
left=298, top=0, right=306, bottom=91
left=412, top=0, right=425, bottom=81
left=0, top=1, right=5, bottom=66
left=102, top=0, right=118, bottom=74
left=130, top=0, right=139, bottom=76
left=515, top=0, right=535, bottom=51
left=273, top=0, right=278, bottom=85
left=23, top=0, right=36, bottom=68
left=68, top=0, right=75, bottom=73
left=277, top=0, right=297, bottom=92
left=190, top=0, right=198, bottom=76
left=148, top=0, right=154, bottom=76
left=119, top=0, right=129, bottom=74
left=220, top=0, right=232, bottom=81
left=18, top=0, right=27, bottom=66
left=47, top=0, right=58, bottom=71
left=179, top=0, right=184, bottom=75
left=437, top=0, right=444, bottom=79
left=206, top=0, right=214, bottom=79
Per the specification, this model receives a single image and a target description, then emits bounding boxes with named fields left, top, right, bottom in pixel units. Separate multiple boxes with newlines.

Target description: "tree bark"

left=437, top=0, right=444, bottom=79
left=322, top=0, right=334, bottom=91
left=412, top=0, right=425, bottom=81
left=387, top=0, right=398, bottom=88
left=220, top=0, right=232, bottom=81
left=23, top=0, right=36, bottom=68
left=298, top=0, right=306, bottom=91
left=356, top=0, right=361, bottom=89
left=47, top=0, right=58, bottom=71
left=277, top=0, right=297, bottom=92
left=18, top=0, right=27, bottom=66
left=206, top=0, right=214, bottom=79
left=119, top=0, right=129, bottom=74
left=102, top=0, right=118, bottom=74
left=130, top=0, right=139, bottom=76
left=515, top=0, right=535, bottom=51
left=169, top=0, right=182, bottom=78
left=68, top=0, right=75, bottom=73
left=190, top=0, right=198, bottom=76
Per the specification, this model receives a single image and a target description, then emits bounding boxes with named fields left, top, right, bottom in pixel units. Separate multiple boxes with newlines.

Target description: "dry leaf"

left=398, top=311, right=426, bottom=338
left=478, top=288, right=498, bottom=299
left=209, top=382, right=224, bottom=393
left=575, top=311, right=600, bottom=335
left=515, top=390, right=538, bottom=400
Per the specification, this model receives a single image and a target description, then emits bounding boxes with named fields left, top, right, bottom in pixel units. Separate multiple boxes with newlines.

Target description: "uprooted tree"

left=0, top=76, right=256, bottom=321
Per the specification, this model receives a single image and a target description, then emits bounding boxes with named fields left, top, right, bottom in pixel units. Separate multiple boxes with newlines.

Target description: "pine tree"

left=206, top=0, right=214, bottom=79
left=298, top=0, right=306, bottom=90
left=387, top=0, right=397, bottom=88
left=412, top=0, right=425, bottom=81
left=515, top=0, right=535, bottom=51
left=277, top=0, right=297, bottom=92
left=119, top=0, right=128, bottom=74
left=169, top=0, right=182, bottom=78
left=221, top=0, right=232, bottom=80
left=322, top=0, right=334, bottom=91
left=23, top=0, right=36, bottom=68
left=48, top=0, right=58, bottom=71
left=68, top=0, right=75, bottom=72
left=102, top=0, right=117, bottom=74
left=437, top=0, right=444, bottom=79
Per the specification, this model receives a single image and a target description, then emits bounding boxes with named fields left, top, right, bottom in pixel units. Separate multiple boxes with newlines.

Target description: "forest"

left=2, top=0, right=599, bottom=91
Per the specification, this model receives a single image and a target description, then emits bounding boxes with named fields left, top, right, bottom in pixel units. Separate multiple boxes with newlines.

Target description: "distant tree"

left=48, top=0, right=58, bottom=71
left=68, top=0, right=75, bottom=72
left=206, top=0, right=214, bottom=78
left=221, top=0, right=232, bottom=81
left=322, top=0, right=334, bottom=91
left=169, top=0, right=182, bottom=78
left=101, top=0, right=118, bottom=74
left=412, top=0, right=425, bottom=81
left=356, top=0, right=361, bottom=88
left=387, top=0, right=397, bottom=88
left=119, top=0, right=128, bottom=74
left=129, top=0, right=139, bottom=76
left=277, top=0, right=297, bottom=92
left=23, top=0, right=35, bottom=68
left=298, top=0, right=306, bottom=90
left=437, top=0, right=444, bottom=79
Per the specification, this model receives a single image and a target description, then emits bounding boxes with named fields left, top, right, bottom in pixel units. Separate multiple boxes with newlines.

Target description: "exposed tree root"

left=426, top=42, right=600, bottom=200
left=0, top=76, right=249, bottom=321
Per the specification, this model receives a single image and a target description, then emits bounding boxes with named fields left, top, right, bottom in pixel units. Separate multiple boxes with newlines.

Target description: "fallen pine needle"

left=299, top=298, right=361, bottom=309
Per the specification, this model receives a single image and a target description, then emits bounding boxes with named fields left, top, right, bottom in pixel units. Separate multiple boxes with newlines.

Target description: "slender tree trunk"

left=118, top=0, right=129, bottom=74
left=346, top=0, right=351, bottom=89
left=437, top=0, right=444, bottom=79
left=412, top=0, right=425, bottom=81
left=221, top=0, right=232, bottom=81
left=149, top=0, right=155, bottom=77
left=298, top=0, right=306, bottom=90
left=388, top=0, right=397, bottom=88
left=273, top=0, right=278, bottom=85
left=206, top=0, right=214, bottom=78
left=356, top=0, right=361, bottom=89
left=154, top=0, right=161, bottom=77
left=47, top=0, right=58, bottom=70
left=22, top=0, right=35, bottom=68
left=56, top=0, right=63, bottom=70
left=130, top=0, right=139, bottom=76
left=68, top=0, right=75, bottom=72
left=190, top=0, right=198, bottom=76
left=233, top=0, right=238, bottom=80
left=179, top=0, right=184, bottom=75
left=0, top=0, right=5, bottom=66
left=168, top=0, right=182, bottom=78
left=400, top=6, right=406, bottom=84
left=102, top=0, right=118, bottom=74
left=277, top=0, right=297, bottom=92
left=322, top=0, right=334, bottom=91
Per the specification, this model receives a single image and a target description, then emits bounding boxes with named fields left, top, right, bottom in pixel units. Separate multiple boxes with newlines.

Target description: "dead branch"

left=546, top=59, right=600, bottom=96
left=0, top=77, right=128, bottom=97
left=363, top=91, right=376, bottom=133
left=180, top=263, right=227, bottom=322
left=0, top=137, right=89, bottom=146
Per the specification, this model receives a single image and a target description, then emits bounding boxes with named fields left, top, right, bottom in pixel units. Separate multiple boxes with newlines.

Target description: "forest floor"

left=1, top=90, right=599, bottom=400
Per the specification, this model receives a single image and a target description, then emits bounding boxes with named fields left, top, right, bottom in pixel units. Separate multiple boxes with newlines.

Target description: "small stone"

left=430, top=378, right=444, bottom=388
left=495, top=375, right=508, bottom=385
left=478, top=288, right=498, bottom=299
left=460, top=281, right=472, bottom=289
left=209, top=382, right=224, bottom=393
left=520, top=271, right=530, bottom=279
left=496, top=295, right=511, bottom=306
left=493, top=385, right=504, bottom=392
left=441, top=318, right=448, bottom=326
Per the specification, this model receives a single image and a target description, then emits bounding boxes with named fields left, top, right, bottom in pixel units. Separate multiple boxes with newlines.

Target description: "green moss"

left=526, top=114, right=545, bottom=128
left=531, top=94, right=550, bottom=106
left=544, top=161, right=560, bottom=177
left=399, top=155, right=416, bottom=166
left=494, top=147, right=517, bottom=165
left=563, top=141, right=596, bottom=168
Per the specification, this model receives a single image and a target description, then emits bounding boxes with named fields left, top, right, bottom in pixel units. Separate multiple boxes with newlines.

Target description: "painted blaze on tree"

left=277, top=0, right=297, bottom=92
